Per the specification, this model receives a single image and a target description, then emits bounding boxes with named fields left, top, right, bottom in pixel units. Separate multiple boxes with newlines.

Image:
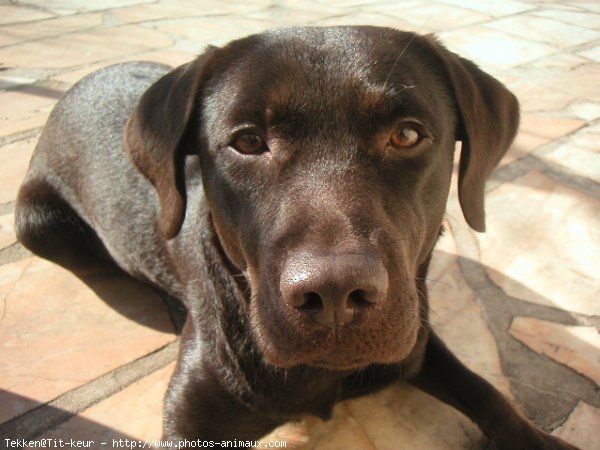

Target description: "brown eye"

left=233, top=133, right=267, bottom=154
left=388, top=126, right=421, bottom=149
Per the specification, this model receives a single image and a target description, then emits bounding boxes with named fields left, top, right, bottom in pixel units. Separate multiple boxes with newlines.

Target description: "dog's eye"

left=232, top=133, right=267, bottom=154
left=388, top=125, right=421, bottom=149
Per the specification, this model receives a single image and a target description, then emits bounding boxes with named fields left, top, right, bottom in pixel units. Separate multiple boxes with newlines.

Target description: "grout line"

left=0, top=340, right=178, bottom=440
left=0, top=242, right=32, bottom=266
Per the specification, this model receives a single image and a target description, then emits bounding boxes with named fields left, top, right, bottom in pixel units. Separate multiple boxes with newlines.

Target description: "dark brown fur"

left=15, top=27, right=578, bottom=449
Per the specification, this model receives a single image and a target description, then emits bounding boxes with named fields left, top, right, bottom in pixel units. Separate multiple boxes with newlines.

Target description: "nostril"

left=348, top=289, right=377, bottom=309
left=296, top=292, right=324, bottom=314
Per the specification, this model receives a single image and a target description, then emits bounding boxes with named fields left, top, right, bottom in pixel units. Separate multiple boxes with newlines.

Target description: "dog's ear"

left=430, top=38, right=519, bottom=232
left=125, top=47, right=217, bottom=239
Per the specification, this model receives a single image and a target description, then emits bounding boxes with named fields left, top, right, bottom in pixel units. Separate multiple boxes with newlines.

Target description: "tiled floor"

left=0, top=1, right=598, bottom=449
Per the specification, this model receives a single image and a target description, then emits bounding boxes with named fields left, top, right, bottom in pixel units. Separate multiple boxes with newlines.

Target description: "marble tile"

left=510, top=317, right=600, bottom=384
left=0, top=5, right=54, bottom=25
left=44, top=363, right=175, bottom=441
left=51, top=49, right=195, bottom=86
left=438, top=27, right=557, bottom=70
left=477, top=171, right=600, bottom=316
left=0, top=89, right=56, bottom=138
left=508, top=79, right=575, bottom=113
left=534, top=9, right=600, bottom=30
left=247, top=3, right=344, bottom=26
left=17, top=0, right=154, bottom=15
left=148, top=17, right=269, bottom=48
left=314, top=12, right=422, bottom=31
left=545, top=122, right=600, bottom=181
left=113, top=0, right=269, bottom=24
left=0, top=13, right=104, bottom=46
left=565, top=101, right=600, bottom=121
left=553, top=402, right=600, bottom=450
left=578, top=45, right=600, bottom=63
left=541, top=63, right=600, bottom=102
left=392, top=3, right=490, bottom=32
left=503, top=115, right=585, bottom=167
left=0, top=257, right=175, bottom=423
left=428, top=226, right=513, bottom=397
left=487, top=16, right=600, bottom=49
left=270, top=385, right=482, bottom=450
left=2, top=25, right=173, bottom=69
left=0, top=212, right=16, bottom=250
left=437, top=0, right=534, bottom=16
left=0, top=138, right=37, bottom=204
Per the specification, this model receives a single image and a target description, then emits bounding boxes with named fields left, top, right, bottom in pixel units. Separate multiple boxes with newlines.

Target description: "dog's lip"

left=308, top=357, right=375, bottom=371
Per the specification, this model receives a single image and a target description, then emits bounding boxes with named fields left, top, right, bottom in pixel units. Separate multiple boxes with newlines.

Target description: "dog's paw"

left=493, top=429, right=581, bottom=450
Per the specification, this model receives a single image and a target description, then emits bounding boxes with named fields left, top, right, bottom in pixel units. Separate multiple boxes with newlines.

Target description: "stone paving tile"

left=2, top=25, right=173, bottom=69
left=554, top=402, right=600, bottom=450
left=0, top=137, right=38, bottom=204
left=0, top=5, right=55, bottom=25
left=477, top=171, right=600, bottom=316
left=487, top=15, right=600, bottom=49
left=18, top=0, right=155, bottom=16
left=503, top=114, right=585, bottom=167
left=0, top=257, right=175, bottom=423
left=0, top=12, right=104, bottom=46
left=0, top=212, right=16, bottom=250
left=510, top=317, right=600, bottom=384
left=0, top=1, right=598, bottom=448
left=0, top=90, right=58, bottom=138
left=44, top=363, right=175, bottom=443
left=438, top=26, right=558, bottom=70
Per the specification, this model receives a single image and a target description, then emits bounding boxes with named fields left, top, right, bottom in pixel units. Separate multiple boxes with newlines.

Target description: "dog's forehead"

left=204, top=27, right=444, bottom=131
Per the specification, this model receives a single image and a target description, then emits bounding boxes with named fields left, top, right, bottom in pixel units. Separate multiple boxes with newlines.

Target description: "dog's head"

left=125, top=26, right=519, bottom=370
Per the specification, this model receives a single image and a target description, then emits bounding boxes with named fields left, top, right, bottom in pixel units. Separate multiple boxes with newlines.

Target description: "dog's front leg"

left=410, top=331, right=580, bottom=450
left=162, top=324, right=283, bottom=446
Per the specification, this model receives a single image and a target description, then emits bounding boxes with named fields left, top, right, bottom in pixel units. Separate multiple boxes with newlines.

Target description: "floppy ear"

left=431, top=39, right=520, bottom=232
left=125, top=47, right=217, bottom=239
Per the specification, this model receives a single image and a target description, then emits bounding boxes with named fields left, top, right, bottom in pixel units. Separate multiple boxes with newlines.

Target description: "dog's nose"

left=280, top=253, right=388, bottom=328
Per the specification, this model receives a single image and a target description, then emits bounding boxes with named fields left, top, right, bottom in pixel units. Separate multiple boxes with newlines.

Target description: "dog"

left=15, top=26, right=579, bottom=449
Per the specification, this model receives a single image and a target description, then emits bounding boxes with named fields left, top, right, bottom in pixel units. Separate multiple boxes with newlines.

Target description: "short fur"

left=15, top=27, right=578, bottom=449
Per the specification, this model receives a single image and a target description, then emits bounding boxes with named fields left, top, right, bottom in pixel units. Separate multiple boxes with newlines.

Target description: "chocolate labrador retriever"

left=15, top=26, right=579, bottom=449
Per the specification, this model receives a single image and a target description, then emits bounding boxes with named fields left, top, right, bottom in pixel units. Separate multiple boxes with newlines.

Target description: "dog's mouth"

left=248, top=293, right=421, bottom=371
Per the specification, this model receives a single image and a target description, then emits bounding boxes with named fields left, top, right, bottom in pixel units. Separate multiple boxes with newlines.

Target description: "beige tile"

left=0, top=89, right=56, bottom=138
left=579, top=45, right=600, bottom=63
left=487, top=16, right=600, bottom=49
left=439, top=27, right=557, bottom=70
left=0, top=5, right=54, bottom=25
left=149, top=17, right=269, bottom=48
left=45, top=363, right=175, bottom=441
left=0, top=257, right=175, bottom=422
left=0, top=12, right=104, bottom=45
left=0, top=212, right=16, bottom=250
left=429, top=225, right=512, bottom=397
left=546, top=144, right=600, bottom=182
left=283, top=385, right=481, bottom=450
left=248, top=3, right=345, bottom=26
left=535, top=9, right=600, bottom=30
left=113, top=0, right=269, bottom=24
left=396, top=3, right=490, bottom=31
left=510, top=317, right=600, bottom=384
left=503, top=115, right=585, bottom=167
left=18, top=0, right=154, bottom=15
left=509, top=79, right=575, bottom=113
left=437, top=0, right=534, bottom=16
left=2, top=25, right=173, bottom=69
left=541, top=63, right=600, bottom=102
left=0, top=138, right=37, bottom=204
left=553, top=402, right=600, bottom=450
left=315, top=12, right=422, bottom=31
left=51, top=50, right=195, bottom=86
left=477, top=171, right=600, bottom=316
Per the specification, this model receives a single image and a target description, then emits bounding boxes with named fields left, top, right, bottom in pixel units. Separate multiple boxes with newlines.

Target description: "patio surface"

left=0, top=1, right=598, bottom=449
